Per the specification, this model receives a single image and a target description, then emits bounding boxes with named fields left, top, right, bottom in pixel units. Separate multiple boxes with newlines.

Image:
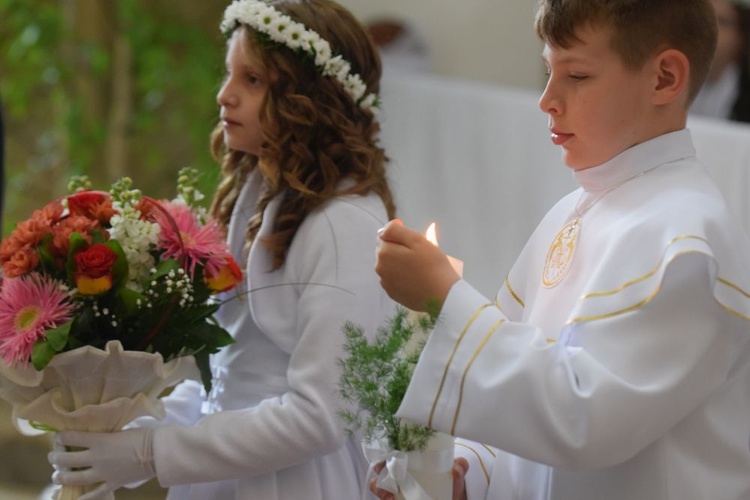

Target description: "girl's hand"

left=375, top=220, right=461, bottom=312
left=369, top=457, right=470, bottom=500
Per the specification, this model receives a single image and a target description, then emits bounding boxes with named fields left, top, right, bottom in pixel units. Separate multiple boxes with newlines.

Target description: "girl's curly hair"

left=210, top=0, right=395, bottom=270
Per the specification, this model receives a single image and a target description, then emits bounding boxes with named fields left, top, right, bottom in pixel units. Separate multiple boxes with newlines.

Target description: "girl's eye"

left=245, top=72, right=264, bottom=86
left=570, top=74, right=588, bottom=81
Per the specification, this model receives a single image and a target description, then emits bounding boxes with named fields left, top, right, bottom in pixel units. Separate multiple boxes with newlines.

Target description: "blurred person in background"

left=367, top=17, right=434, bottom=74
left=692, top=0, right=750, bottom=122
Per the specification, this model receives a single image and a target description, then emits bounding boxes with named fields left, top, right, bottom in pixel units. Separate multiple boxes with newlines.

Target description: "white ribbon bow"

left=362, top=437, right=454, bottom=500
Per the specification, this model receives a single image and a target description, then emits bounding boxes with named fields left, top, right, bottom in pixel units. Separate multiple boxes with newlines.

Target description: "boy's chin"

left=561, top=153, right=595, bottom=171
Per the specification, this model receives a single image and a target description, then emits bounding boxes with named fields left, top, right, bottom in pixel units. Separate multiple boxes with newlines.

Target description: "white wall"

left=340, top=0, right=546, bottom=91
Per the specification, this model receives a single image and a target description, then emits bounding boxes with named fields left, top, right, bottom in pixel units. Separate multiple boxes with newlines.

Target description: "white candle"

left=425, top=222, right=464, bottom=277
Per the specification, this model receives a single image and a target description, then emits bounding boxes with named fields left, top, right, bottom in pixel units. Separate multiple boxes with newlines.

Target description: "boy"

left=375, top=0, right=750, bottom=498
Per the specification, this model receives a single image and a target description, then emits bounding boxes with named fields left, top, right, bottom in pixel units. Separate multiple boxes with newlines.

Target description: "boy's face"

left=539, top=25, right=656, bottom=170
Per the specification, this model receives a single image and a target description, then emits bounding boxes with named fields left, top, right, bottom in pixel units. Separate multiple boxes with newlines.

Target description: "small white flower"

left=312, top=39, right=332, bottom=67
left=360, top=93, right=378, bottom=111
left=345, top=74, right=366, bottom=102
left=286, top=26, right=305, bottom=49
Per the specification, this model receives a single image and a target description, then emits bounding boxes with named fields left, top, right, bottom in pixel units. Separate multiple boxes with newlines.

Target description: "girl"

left=48, top=0, right=396, bottom=498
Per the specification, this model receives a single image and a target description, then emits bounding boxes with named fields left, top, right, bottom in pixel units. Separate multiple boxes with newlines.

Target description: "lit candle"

left=425, top=222, right=464, bottom=277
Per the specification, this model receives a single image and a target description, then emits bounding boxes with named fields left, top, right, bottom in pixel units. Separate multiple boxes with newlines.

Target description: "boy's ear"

left=651, top=49, right=690, bottom=105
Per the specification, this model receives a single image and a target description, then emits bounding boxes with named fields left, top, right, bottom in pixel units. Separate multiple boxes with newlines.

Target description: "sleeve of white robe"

left=454, top=438, right=496, bottom=500
left=128, top=380, right=205, bottom=429
left=150, top=200, right=389, bottom=485
left=396, top=252, right=737, bottom=469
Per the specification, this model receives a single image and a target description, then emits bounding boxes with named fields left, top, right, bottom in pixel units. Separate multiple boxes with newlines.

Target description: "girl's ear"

left=652, top=48, right=690, bottom=106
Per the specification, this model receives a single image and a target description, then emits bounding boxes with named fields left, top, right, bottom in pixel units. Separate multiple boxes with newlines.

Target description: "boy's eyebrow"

left=541, top=51, right=593, bottom=65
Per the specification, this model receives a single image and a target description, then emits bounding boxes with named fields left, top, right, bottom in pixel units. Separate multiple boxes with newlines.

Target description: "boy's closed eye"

left=542, top=69, right=589, bottom=82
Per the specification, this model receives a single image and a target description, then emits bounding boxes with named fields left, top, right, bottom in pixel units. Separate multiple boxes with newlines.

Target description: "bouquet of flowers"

left=339, top=306, right=455, bottom=500
left=0, top=168, right=240, bottom=499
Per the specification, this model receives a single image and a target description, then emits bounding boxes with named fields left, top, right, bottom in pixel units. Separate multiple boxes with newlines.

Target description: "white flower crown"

left=221, top=0, right=379, bottom=113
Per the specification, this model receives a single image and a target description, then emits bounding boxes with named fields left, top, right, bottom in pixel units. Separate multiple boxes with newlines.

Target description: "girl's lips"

left=550, top=131, right=573, bottom=146
left=222, top=119, right=242, bottom=127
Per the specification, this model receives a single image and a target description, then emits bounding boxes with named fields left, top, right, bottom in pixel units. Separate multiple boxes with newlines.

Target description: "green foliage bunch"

left=338, top=306, right=439, bottom=452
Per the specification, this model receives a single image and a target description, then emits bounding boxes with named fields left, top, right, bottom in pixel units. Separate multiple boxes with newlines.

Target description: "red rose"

left=67, top=190, right=117, bottom=225
left=74, top=244, right=117, bottom=295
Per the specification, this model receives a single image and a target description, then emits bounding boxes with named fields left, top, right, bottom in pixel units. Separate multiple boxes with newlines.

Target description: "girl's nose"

left=217, top=82, right=239, bottom=107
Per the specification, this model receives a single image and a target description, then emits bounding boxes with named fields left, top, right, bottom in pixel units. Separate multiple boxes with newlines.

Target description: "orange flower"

left=49, top=215, right=101, bottom=261
left=205, top=255, right=243, bottom=293
left=0, top=203, right=63, bottom=259
left=74, top=244, right=118, bottom=295
left=1, top=248, right=40, bottom=278
left=0, top=202, right=64, bottom=275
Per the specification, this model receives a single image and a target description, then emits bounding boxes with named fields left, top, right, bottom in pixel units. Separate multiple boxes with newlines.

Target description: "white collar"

left=572, top=129, right=696, bottom=193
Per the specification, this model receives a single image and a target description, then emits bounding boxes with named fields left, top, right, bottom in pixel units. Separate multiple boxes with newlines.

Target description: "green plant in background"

left=0, top=0, right=227, bottom=236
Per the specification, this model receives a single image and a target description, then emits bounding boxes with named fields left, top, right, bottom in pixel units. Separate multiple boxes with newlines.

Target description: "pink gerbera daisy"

left=151, top=201, right=229, bottom=278
left=0, top=273, right=77, bottom=365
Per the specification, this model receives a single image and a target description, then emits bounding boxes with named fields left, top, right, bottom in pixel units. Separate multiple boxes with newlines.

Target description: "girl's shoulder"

left=307, top=191, right=389, bottom=231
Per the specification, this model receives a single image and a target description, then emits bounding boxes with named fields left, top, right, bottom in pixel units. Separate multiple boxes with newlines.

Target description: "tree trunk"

left=105, top=28, right=133, bottom=181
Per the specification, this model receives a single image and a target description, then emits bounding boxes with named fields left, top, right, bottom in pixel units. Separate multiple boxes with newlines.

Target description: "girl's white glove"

left=48, top=428, right=156, bottom=499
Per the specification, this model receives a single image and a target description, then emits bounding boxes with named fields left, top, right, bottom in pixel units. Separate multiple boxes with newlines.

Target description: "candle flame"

left=426, top=222, right=438, bottom=246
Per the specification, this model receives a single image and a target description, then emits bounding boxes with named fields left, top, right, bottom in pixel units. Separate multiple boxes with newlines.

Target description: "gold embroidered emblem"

left=543, top=219, right=580, bottom=287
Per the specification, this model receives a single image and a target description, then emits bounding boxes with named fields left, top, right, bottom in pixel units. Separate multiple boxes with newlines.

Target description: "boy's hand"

left=369, top=457, right=470, bottom=500
left=376, top=220, right=461, bottom=312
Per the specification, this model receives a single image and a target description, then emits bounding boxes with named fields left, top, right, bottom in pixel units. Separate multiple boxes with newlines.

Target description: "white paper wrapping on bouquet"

left=0, top=340, right=199, bottom=434
left=364, top=431, right=455, bottom=500
left=0, top=341, right=199, bottom=499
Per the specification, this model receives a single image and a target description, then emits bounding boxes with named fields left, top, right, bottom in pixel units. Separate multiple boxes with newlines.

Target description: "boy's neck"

left=640, top=105, right=688, bottom=147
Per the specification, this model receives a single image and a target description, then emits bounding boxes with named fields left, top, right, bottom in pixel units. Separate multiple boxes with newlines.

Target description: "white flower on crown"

left=324, top=55, right=350, bottom=82
left=285, top=25, right=305, bottom=49
left=221, top=0, right=379, bottom=113
left=311, top=39, right=333, bottom=67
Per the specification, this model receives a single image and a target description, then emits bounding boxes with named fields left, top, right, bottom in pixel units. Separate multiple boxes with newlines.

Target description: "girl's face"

left=217, top=30, right=269, bottom=156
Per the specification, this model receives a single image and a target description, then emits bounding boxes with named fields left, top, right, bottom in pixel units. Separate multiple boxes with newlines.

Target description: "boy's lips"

left=550, top=129, right=573, bottom=146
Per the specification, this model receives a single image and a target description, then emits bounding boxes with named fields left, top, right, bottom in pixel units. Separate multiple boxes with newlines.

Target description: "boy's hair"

left=534, top=0, right=718, bottom=103
left=210, top=0, right=396, bottom=269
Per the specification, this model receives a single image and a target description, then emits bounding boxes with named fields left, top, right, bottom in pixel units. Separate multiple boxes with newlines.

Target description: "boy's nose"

left=538, top=81, right=560, bottom=115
